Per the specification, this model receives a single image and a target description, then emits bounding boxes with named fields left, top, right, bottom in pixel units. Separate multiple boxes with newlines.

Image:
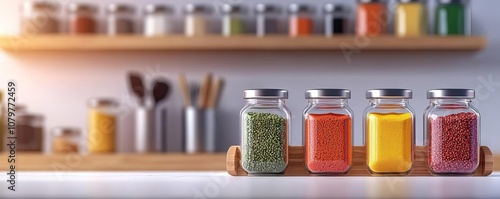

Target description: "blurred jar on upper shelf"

left=288, top=4, right=314, bottom=37
left=324, top=3, right=349, bottom=37
left=107, top=4, right=135, bottom=36
left=185, top=4, right=210, bottom=37
left=67, top=3, right=98, bottom=34
left=395, top=0, right=427, bottom=37
left=255, top=4, right=281, bottom=37
left=143, top=4, right=174, bottom=37
left=221, top=4, right=246, bottom=37
left=356, top=0, right=387, bottom=36
left=20, top=1, right=60, bottom=34
left=435, top=0, right=467, bottom=36
left=87, top=98, right=118, bottom=153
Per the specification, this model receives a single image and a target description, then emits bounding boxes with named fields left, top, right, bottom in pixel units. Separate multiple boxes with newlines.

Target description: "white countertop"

left=1, top=172, right=500, bottom=199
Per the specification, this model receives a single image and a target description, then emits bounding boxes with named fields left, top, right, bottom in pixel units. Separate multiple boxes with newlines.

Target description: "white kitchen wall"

left=0, top=0, right=499, bottom=153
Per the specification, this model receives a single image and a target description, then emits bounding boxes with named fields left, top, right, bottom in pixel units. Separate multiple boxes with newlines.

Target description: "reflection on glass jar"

left=424, top=89, right=480, bottom=175
left=356, top=0, right=387, bottom=36
left=395, top=0, right=427, bottom=37
left=363, top=89, right=415, bottom=175
left=87, top=98, right=118, bottom=153
left=435, top=0, right=466, bottom=36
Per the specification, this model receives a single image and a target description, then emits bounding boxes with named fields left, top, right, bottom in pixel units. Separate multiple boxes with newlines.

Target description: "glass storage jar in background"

left=240, top=89, right=290, bottom=175
left=185, top=4, right=210, bottom=37
left=303, top=89, right=353, bottom=175
left=288, top=4, right=313, bottom=37
left=255, top=4, right=280, bottom=37
left=222, top=4, right=245, bottom=37
left=52, top=128, right=81, bottom=153
left=356, top=0, right=387, bottom=36
left=395, top=0, right=427, bottom=37
left=67, top=3, right=97, bottom=34
left=435, top=0, right=466, bottom=36
left=17, top=109, right=44, bottom=152
left=20, top=1, right=59, bottom=34
left=364, top=89, right=415, bottom=174
left=143, top=4, right=174, bottom=37
left=88, top=98, right=118, bottom=153
left=324, top=3, right=349, bottom=37
left=424, top=89, right=480, bottom=175
left=107, top=4, right=134, bottom=35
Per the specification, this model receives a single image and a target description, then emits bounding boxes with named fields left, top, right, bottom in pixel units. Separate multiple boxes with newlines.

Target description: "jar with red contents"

left=424, top=89, right=480, bottom=175
left=67, top=3, right=97, bottom=34
left=303, top=89, right=353, bottom=175
left=288, top=4, right=314, bottom=37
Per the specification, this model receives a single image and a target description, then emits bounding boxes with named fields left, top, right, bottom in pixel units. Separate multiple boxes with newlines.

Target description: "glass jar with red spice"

left=67, top=3, right=97, bottom=34
left=424, top=89, right=480, bottom=175
left=288, top=4, right=313, bottom=37
left=356, top=0, right=387, bottom=36
left=303, top=89, right=353, bottom=175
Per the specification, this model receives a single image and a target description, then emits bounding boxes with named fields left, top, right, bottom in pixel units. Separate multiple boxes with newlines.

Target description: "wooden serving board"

left=226, top=146, right=493, bottom=176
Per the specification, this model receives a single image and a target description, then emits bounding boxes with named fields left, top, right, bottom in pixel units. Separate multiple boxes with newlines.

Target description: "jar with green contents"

left=363, top=89, right=415, bottom=175
left=240, top=89, right=290, bottom=175
left=435, top=0, right=466, bottom=36
left=222, top=4, right=245, bottom=37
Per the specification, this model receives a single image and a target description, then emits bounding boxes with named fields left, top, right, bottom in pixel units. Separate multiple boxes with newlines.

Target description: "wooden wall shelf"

left=0, top=153, right=226, bottom=171
left=0, top=35, right=486, bottom=51
left=227, top=146, right=494, bottom=176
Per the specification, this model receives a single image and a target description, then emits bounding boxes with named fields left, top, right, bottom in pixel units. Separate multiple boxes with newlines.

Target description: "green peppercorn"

left=241, top=112, right=287, bottom=174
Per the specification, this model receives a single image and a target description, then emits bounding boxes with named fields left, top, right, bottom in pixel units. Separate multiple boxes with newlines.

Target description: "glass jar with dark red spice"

left=303, top=89, right=353, bottom=175
left=67, top=3, right=97, bottom=34
left=424, top=89, right=480, bottom=175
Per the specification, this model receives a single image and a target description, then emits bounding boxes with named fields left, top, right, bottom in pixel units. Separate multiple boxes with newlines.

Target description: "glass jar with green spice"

left=435, top=0, right=466, bottom=36
left=222, top=4, right=245, bottom=37
left=240, top=89, right=291, bottom=175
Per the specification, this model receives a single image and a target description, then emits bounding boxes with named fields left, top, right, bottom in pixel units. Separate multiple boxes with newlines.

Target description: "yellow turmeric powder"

left=366, top=112, right=413, bottom=173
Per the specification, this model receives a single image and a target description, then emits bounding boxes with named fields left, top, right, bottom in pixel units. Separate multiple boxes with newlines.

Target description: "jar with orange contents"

left=288, top=4, right=313, bottom=37
left=303, top=89, right=353, bottom=175
left=356, top=0, right=388, bottom=36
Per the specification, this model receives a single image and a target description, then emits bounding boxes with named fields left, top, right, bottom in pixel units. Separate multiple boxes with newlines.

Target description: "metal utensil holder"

left=183, top=106, right=216, bottom=153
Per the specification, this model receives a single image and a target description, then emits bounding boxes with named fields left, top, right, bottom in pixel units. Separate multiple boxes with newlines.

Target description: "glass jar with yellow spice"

left=88, top=98, right=118, bottom=153
left=363, top=89, right=415, bottom=175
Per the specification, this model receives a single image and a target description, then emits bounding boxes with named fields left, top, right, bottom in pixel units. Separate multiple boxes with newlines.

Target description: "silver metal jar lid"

left=107, top=4, right=134, bottom=13
left=144, top=4, right=172, bottom=14
left=244, top=89, right=288, bottom=99
left=52, top=127, right=81, bottom=137
left=185, top=4, right=209, bottom=13
left=222, top=4, right=243, bottom=14
left=359, top=0, right=383, bottom=3
left=306, top=89, right=351, bottom=99
left=288, top=4, right=310, bottom=13
left=399, top=0, right=422, bottom=3
left=88, top=98, right=118, bottom=108
left=440, top=0, right=464, bottom=4
left=366, top=89, right=412, bottom=99
left=67, top=3, right=96, bottom=13
left=23, top=1, right=59, bottom=11
left=324, top=3, right=345, bottom=13
left=255, top=4, right=278, bottom=13
left=427, top=89, right=475, bottom=99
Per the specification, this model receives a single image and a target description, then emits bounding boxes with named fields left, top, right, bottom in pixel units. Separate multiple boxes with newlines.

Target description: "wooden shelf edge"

left=0, top=35, right=487, bottom=51
left=0, top=153, right=227, bottom=171
left=226, top=146, right=495, bottom=176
